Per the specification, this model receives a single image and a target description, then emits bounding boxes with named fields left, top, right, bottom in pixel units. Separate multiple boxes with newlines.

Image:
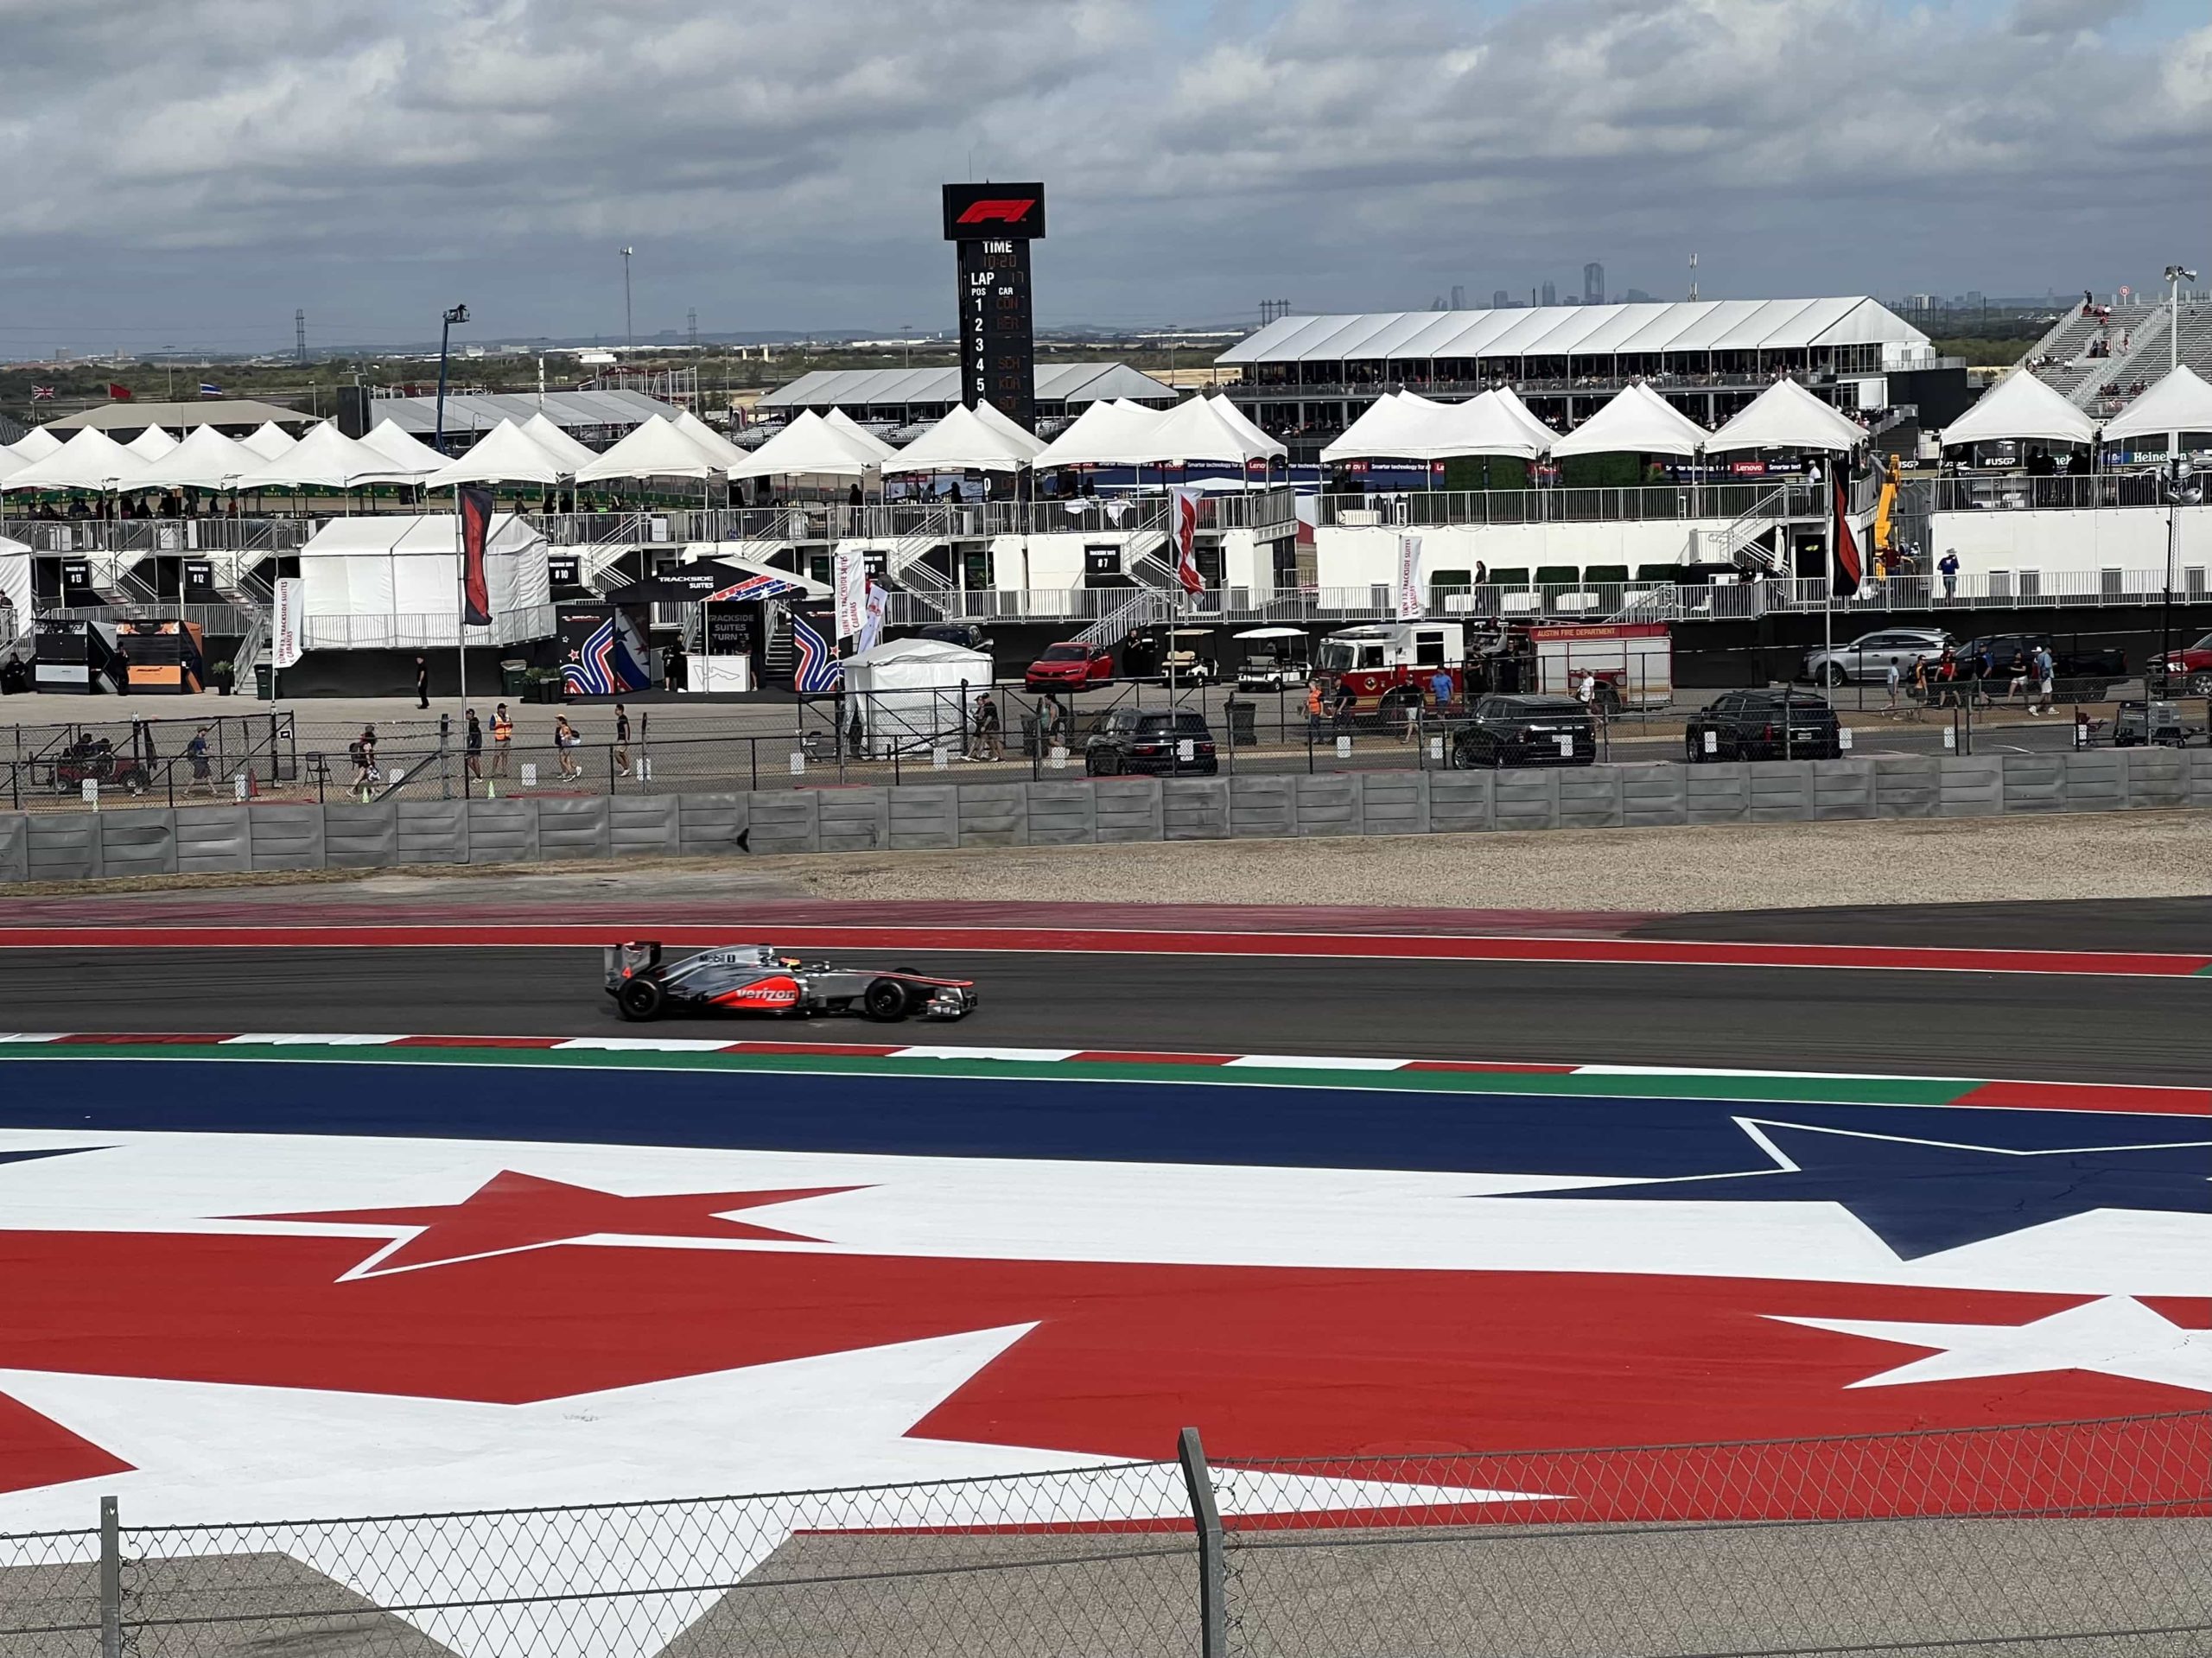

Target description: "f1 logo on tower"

left=943, top=181, right=1046, bottom=240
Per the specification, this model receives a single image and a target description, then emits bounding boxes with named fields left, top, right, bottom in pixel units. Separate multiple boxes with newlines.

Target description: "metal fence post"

left=1178, top=1426, right=1227, bottom=1658
left=98, top=1494, right=122, bottom=1658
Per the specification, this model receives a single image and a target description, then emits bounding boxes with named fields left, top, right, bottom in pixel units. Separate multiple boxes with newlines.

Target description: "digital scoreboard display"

left=943, top=182, right=1045, bottom=433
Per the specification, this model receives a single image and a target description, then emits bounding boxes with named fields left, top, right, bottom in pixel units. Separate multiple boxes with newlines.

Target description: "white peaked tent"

left=233, top=422, right=403, bottom=490
left=1706, top=378, right=1868, bottom=454
left=124, top=427, right=178, bottom=461
left=238, top=422, right=297, bottom=461
left=1491, top=387, right=1556, bottom=450
left=519, top=413, right=601, bottom=473
left=298, top=511, right=551, bottom=641
left=669, top=410, right=752, bottom=473
left=1325, top=390, right=1549, bottom=463
left=1033, top=397, right=1170, bottom=467
left=575, top=415, right=727, bottom=482
left=141, top=424, right=257, bottom=490
left=0, top=535, right=31, bottom=617
left=357, top=421, right=450, bottom=479
left=825, top=409, right=899, bottom=464
left=1322, top=391, right=1447, bottom=461
left=2, top=428, right=150, bottom=492
left=1550, top=383, right=1709, bottom=459
left=423, top=420, right=573, bottom=488
left=2101, top=365, right=2212, bottom=443
left=728, top=410, right=881, bottom=480
left=1939, top=371, right=2097, bottom=449
left=890, top=402, right=1047, bottom=472
left=1141, top=394, right=1286, bottom=466
left=7, top=427, right=64, bottom=463
left=841, top=636, right=995, bottom=758
left=1438, top=391, right=1549, bottom=460
left=1211, top=394, right=1286, bottom=460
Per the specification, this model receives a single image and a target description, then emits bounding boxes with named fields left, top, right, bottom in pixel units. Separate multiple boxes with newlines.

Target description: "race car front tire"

left=861, top=978, right=913, bottom=1021
left=615, top=977, right=666, bottom=1021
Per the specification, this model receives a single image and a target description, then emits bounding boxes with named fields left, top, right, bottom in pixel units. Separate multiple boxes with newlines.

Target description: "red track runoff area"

left=0, top=923, right=2207, bottom=980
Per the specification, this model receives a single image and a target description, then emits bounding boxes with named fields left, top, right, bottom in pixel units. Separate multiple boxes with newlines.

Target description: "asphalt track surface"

left=5, top=943, right=2207, bottom=1085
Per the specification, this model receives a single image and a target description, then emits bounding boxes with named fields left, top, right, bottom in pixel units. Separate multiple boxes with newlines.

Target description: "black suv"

left=1448, top=695, right=1595, bottom=769
left=1084, top=707, right=1219, bottom=776
left=1685, top=689, right=1842, bottom=761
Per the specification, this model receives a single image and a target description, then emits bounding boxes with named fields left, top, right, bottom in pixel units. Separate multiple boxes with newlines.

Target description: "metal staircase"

left=1074, top=584, right=1181, bottom=649
left=1685, top=486, right=1788, bottom=575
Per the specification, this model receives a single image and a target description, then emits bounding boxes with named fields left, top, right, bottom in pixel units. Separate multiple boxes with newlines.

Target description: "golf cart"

left=1156, top=626, right=1218, bottom=686
left=1234, top=626, right=1311, bottom=692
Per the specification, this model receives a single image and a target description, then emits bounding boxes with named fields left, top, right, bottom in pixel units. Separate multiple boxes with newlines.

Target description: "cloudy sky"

left=2, top=0, right=2207, bottom=356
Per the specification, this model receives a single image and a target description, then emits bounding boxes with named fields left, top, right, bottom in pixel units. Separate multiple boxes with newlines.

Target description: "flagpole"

left=454, top=484, right=468, bottom=708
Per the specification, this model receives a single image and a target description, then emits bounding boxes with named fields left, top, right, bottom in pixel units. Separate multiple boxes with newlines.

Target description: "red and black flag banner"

left=1830, top=472, right=1863, bottom=600
left=458, top=486, right=494, bottom=626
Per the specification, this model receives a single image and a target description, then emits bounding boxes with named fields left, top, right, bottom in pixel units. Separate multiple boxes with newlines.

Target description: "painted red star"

left=238, top=1172, right=861, bottom=1277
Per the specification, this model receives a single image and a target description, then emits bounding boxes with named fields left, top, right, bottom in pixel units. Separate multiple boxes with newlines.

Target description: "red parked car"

left=1024, top=642, right=1114, bottom=691
left=2155, top=632, right=2212, bottom=696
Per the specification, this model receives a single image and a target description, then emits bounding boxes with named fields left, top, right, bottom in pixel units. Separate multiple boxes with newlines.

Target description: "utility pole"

left=434, top=303, right=470, bottom=454
left=621, top=247, right=635, bottom=348
left=688, top=308, right=698, bottom=353
left=295, top=308, right=307, bottom=365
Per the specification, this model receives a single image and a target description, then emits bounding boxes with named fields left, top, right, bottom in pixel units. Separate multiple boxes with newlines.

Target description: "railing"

left=38, top=601, right=258, bottom=633
left=1929, top=473, right=2172, bottom=512
left=1316, top=481, right=1822, bottom=530
left=296, top=603, right=556, bottom=650
left=0, top=518, right=316, bottom=554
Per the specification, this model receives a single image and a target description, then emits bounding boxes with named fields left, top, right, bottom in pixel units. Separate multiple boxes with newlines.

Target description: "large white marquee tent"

left=297, top=511, right=552, bottom=647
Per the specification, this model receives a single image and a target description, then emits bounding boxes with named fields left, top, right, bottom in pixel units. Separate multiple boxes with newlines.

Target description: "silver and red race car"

left=603, top=940, right=978, bottom=1023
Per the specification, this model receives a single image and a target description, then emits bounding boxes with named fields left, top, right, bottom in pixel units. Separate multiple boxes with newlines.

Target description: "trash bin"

left=1020, top=713, right=1041, bottom=758
left=1224, top=699, right=1256, bottom=746
left=253, top=663, right=273, bottom=699
left=500, top=659, right=529, bottom=696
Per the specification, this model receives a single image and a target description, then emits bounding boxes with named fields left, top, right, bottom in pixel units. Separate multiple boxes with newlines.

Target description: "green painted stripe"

left=0, top=1041, right=1979, bottom=1107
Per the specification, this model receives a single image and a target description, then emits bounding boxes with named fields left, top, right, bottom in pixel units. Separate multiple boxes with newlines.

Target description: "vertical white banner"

left=271, top=576, right=304, bottom=669
left=858, top=581, right=887, bottom=654
left=833, top=550, right=867, bottom=642
left=1395, top=534, right=1423, bottom=620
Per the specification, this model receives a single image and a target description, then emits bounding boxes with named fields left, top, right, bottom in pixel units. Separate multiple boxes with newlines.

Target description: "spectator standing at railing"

left=613, top=704, right=632, bottom=779
left=490, top=703, right=513, bottom=775
left=1939, top=549, right=1959, bottom=600
left=1306, top=677, right=1325, bottom=742
left=464, top=709, right=484, bottom=786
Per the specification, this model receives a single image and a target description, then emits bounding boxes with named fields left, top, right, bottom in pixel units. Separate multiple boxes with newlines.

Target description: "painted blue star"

left=1514, top=1118, right=2212, bottom=1259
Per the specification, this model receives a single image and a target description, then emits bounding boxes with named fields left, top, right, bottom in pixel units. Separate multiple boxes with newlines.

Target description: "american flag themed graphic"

left=791, top=612, right=843, bottom=692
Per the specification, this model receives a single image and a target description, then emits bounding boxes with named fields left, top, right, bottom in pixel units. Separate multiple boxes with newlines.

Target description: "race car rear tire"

left=615, top=977, right=666, bottom=1021
left=861, top=978, right=913, bottom=1021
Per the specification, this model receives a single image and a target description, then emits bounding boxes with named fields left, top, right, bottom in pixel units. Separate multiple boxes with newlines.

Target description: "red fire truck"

left=1313, top=619, right=1672, bottom=716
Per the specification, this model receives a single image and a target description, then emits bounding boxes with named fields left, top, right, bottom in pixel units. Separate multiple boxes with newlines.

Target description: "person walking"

left=1908, top=657, right=1929, bottom=721
left=1884, top=659, right=1901, bottom=715
left=464, top=708, right=484, bottom=787
left=969, top=691, right=1002, bottom=762
left=414, top=654, right=429, bottom=710
left=1429, top=665, right=1454, bottom=720
left=186, top=727, right=214, bottom=796
left=349, top=725, right=378, bottom=802
left=2031, top=644, right=2056, bottom=715
left=489, top=703, right=514, bottom=775
left=613, top=703, right=632, bottom=779
left=554, top=715, right=582, bottom=780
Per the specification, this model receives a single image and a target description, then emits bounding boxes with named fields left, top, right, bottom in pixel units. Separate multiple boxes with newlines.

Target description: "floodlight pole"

left=434, top=304, right=470, bottom=455
left=621, top=248, right=635, bottom=349
left=2162, top=264, right=2196, bottom=461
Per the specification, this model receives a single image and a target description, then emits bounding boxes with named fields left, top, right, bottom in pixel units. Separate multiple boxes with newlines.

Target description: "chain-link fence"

left=2, top=1414, right=2205, bottom=1658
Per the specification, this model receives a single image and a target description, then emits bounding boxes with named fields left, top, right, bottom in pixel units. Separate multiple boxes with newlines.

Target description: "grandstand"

left=2020, top=295, right=2212, bottom=418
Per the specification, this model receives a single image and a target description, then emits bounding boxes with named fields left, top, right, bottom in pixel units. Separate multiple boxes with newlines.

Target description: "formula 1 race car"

left=603, top=940, right=978, bottom=1023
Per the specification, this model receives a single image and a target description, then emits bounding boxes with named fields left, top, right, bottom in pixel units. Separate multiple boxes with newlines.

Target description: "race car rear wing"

left=604, top=940, right=664, bottom=985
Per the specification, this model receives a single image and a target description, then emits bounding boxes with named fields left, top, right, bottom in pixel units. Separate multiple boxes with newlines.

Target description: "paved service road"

left=4, top=945, right=2204, bottom=1085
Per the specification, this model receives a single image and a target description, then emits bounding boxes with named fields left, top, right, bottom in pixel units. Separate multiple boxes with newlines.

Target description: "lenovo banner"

left=1395, top=535, right=1424, bottom=621
left=458, top=486, right=494, bottom=626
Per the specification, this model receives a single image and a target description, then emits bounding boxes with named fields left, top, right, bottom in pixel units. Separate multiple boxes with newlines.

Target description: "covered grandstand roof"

left=48, top=398, right=316, bottom=434
left=371, top=388, right=680, bottom=440
left=757, top=362, right=1175, bottom=411
left=1217, top=298, right=1929, bottom=364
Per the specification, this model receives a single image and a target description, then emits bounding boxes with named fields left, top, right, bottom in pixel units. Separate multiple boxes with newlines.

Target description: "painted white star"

left=1774, top=1296, right=2212, bottom=1394
left=0, top=1329, right=1539, bottom=1658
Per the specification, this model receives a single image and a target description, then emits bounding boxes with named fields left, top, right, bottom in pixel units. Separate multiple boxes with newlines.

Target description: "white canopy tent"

left=0, top=447, right=21, bottom=486
left=1032, top=398, right=1169, bottom=467
left=520, top=413, right=602, bottom=473
left=1491, top=387, right=1556, bottom=450
left=297, top=511, right=552, bottom=645
left=1550, top=383, right=1710, bottom=459
left=357, top=420, right=450, bottom=478
left=1321, top=391, right=1450, bottom=462
left=2, top=428, right=151, bottom=492
left=669, top=410, right=752, bottom=473
left=1705, top=378, right=1867, bottom=454
left=840, top=636, right=994, bottom=758
left=238, top=422, right=297, bottom=461
left=888, top=402, right=1047, bottom=473
left=233, top=422, right=409, bottom=490
left=0, top=536, right=31, bottom=619
left=2101, top=365, right=2212, bottom=444
left=1938, top=372, right=2097, bottom=449
left=1140, top=394, right=1286, bottom=466
left=139, top=424, right=259, bottom=490
left=1438, top=391, right=1549, bottom=460
left=7, top=427, right=64, bottom=463
left=728, top=410, right=881, bottom=480
left=423, top=420, right=573, bottom=488
left=825, top=409, right=899, bottom=465
left=574, top=415, right=727, bottom=483
left=124, top=427, right=178, bottom=461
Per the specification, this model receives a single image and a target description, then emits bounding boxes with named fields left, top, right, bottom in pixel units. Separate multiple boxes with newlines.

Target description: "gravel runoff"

left=779, top=810, right=2212, bottom=914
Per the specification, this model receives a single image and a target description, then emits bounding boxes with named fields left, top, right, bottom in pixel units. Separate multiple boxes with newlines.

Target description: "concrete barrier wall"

left=3, top=752, right=2208, bottom=885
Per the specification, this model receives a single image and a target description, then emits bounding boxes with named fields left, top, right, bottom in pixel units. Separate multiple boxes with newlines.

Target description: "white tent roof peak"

left=1939, top=371, right=2097, bottom=448
left=574, top=414, right=728, bottom=482
left=137, top=423, right=258, bottom=489
left=825, top=408, right=899, bottom=463
left=1705, top=378, right=1867, bottom=454
left=124, top=427, right=178, bottom=461
left=890, top=402, right=1047, bottom=473
left=2, top=427, right=152, bottom=492
left=233, top=421, right=409, bottom=490
left=1549, top=383, right=1710, bottom=459
left=728, top=409, right=882, bottom=480
left=1032, top=398, right=1167, bottom=467
left=843, top=636, right=992, bottom=668
left=238, top=422, right=297, bottom=461
left=423, top=419, right=574, bottom=487
left=7, top=427, right=65, bottom=462
left=2101, top=365, right=2212, bottom=442
left=668, top=410, right=752, bottom=471
left=518, top=413, right=601, bottom=472
left=357, top=420, right=451, bottom=478
left=1143, top=393, right=1287, bottom=465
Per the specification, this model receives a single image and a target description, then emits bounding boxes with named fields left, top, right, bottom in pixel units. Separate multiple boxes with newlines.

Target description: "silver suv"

left=1802, top=627, right=1949, bottom=685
